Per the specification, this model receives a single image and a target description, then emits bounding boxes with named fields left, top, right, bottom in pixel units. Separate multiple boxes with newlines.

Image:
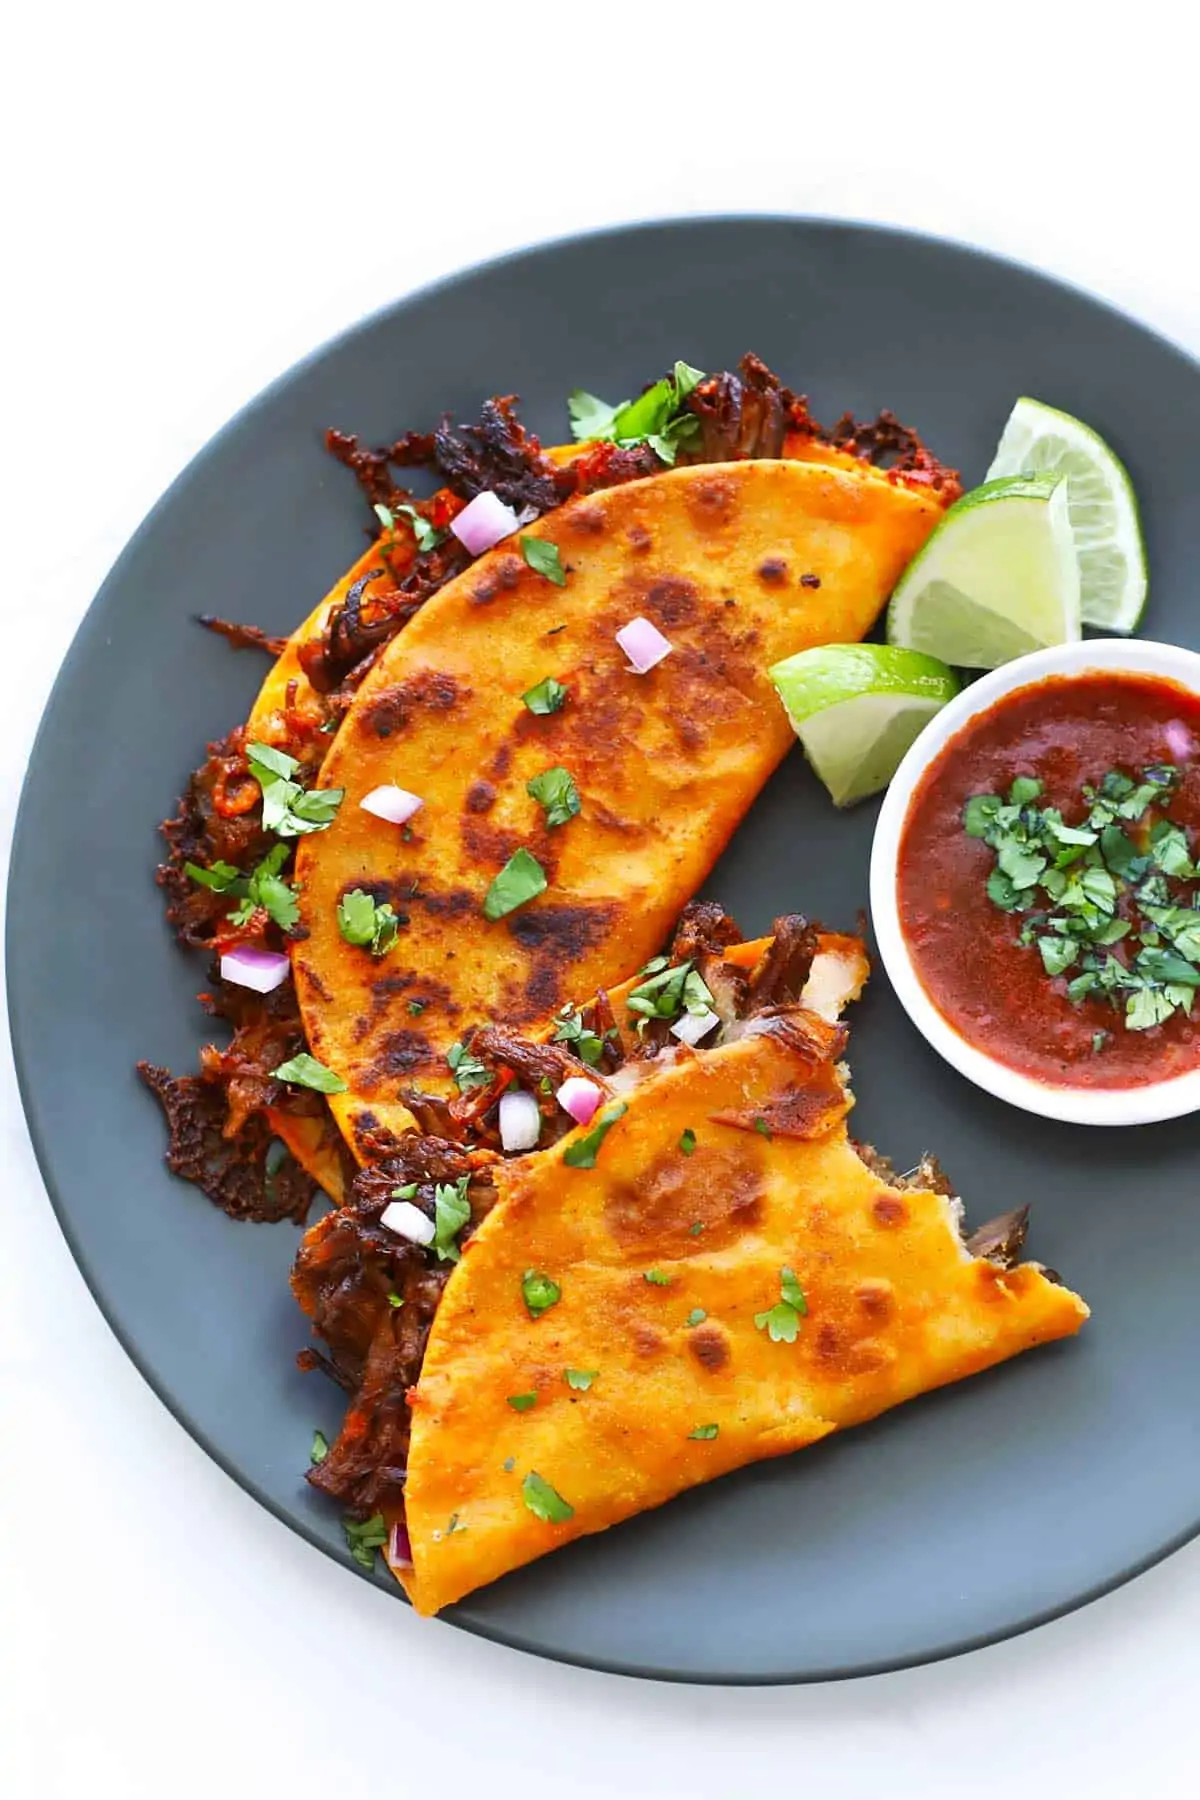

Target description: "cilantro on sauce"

left=969, top=764, right=1200, bottom=1032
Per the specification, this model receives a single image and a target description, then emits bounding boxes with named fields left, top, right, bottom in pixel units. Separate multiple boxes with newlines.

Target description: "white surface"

left=870, top=637, right=1200, bottom=1125
left=6, top=7, right=1200, bottom=1797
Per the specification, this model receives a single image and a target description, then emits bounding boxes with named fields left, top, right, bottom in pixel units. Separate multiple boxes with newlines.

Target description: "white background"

left=5, top=7, right=1200, bottom=1796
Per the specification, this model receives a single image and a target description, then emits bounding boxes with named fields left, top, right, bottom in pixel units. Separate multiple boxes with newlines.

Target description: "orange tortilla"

left=397, top=1014, right=1088, bottom=1615
left=289, top=458, right=942, bottom=1160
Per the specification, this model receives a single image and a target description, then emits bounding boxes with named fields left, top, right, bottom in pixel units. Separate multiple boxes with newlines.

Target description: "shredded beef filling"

left=292, top=1146, right=491, bottom=1514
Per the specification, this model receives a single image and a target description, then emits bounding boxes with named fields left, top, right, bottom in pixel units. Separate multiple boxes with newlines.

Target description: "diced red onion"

left=379, top=1199, right=435, bottom=1245
left=671, top=1007, right=720, bottom=1047
left=499, top=1088, right=541, bottom=1153
left=388, top=1521, right=413, bottom=1569
left=451, top=490, right=521, bottom=555
left=556, top=1076, right=604, bottom=1126
left=361, top=785, right=424, bottom=825
left=219, top=945, right=291, bottom=993
left=616, top=615, right=673, bottom=674
left=1165, top=720, right=1193, bottom=760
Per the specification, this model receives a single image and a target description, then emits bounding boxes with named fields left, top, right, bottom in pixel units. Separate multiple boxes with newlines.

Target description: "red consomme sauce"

left=897, top=671, right=1200, bottom=1089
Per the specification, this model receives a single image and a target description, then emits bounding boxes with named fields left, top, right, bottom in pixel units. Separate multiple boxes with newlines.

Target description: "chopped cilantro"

left=552, top=1004, right=609, bottom=1066
left=408, top=998, right=427, bottom=1016
left=503, top=1456, right=515, bottom=1473
left=562, top=1102, right=627, bottom=1168
left=519, top=537, right=567, bottom=586
left=185, top=859, right=241, bottom=892
left=567, top=361, right=706, bottom=465
left=375, top=499, right=445, bottom=555
left=687, top=1220, right=704, bottom=1236
left=755, top=1266, right=807, bottom=1343
left=431, top=1175, right=471, bottom=1263
left=626, top=958, right=714, bottom=1029
left=522, top=1269, right=561, bottom=1318
left=1092, top=1030, right=1110, bottom=1054
left=564, top=1369, right=597, bottom=1391
left=969, top=762, right=1200, bottom=1036
left=337, top=888, right=402, bottom=956
left=310, top=1429, right=329, bottom=1464
left=753, top=1116, right=773, bottom=1140
left=522, top=676, right=568, bottom=715
left=679, top=1128, right=697, bottom=1155
left=644, top=1268, right=672, bottom=1287
left=521, top=1471, right=574, bottom=1524
left=271, top=1052, right=347, bottom=1094
left=446, top=1040, right=490, bottom=1091
left=343, top=1513, right=387, bottom=1570
left=527, top=765, right=581, bottom=828
left=688, top=1424, right=719, bottom=1441
left=507, top=1392, right=538, bottom=1412
left=392, top=1182, right=419, bottom=1199
left=246, top=739, right=344, bottom=839
left=387, top=1292, right=404, bottom=1309
left=685, top=1308, right=707, bottom=1327
left=483, top=848, right=547, bottom=920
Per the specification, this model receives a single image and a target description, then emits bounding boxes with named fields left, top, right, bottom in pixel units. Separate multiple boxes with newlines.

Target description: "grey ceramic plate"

left=11, top=218, right=1200, bottom=1684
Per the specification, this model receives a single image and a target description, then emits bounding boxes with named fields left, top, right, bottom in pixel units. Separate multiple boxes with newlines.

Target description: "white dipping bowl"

left=870, top=637, right=1200, bottom=1127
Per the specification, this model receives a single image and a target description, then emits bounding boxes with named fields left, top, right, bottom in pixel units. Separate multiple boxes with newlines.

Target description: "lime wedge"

left=769, top=644, right=959, bottom=807
left=985, top=396, right=1146, bottom=632
left=886, top=474, right=1080, bottom=668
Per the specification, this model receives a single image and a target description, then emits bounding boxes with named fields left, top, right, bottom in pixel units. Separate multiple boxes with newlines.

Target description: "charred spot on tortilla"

left=626, top=523, right=652, bottom=553
left=632, top=1322, right=665, bottom=1359
left=757, top=557, right=788, bottom=585
left=566, top=503, right=606, bottom=536
left=469, top=553, right=524, bottom=606
left=295, top=961, right=334, bottom=1005
left=872, top=1193, right=908, bottom=1227
left=645, top=576, right=700, bottom=627
left=708, top=1063, right=849, bottom=1141
left=855, top=1278, right=894, bottom=1319
left=366, top=1029, right=433, bottom=1082
left=359, top=671, right=467, bottom=740
left=465, top=780, right=496, bottom=814
left=685, top=474, right=739, bottom=530
left=604, top=1144, right=765, bottom=1250
left=688, top=1324, right=730, bottom=1373
left=801, top=572, right=821, bottom=589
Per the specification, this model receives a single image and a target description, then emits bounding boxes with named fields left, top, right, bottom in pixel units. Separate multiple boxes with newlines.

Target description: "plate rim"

left=11, top=211, right=1200, bottom=1685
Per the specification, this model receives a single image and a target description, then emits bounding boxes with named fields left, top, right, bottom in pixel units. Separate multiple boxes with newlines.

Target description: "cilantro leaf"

left=685, top=1308, right=707, bottom=1326
left=1008, top=776, right=1043, bottom=806
left=688, top=1424, right=719, bottom=1441
left=337, top=888, right=402, bottom=956
left=185, top=859, right=242, bottom=892
left=521, top=1471, right=574, bottom=1524
left=519, top=537, right=567, bottom=586
left=963, top=794, right=1003, bottom=839
left=483, top=848, right=547, bottom=921
left=562, top=1102, right=627, bottom=1168
left=446, top=1039, right=490, bottom=1091
left=507, top=1392, right=538, bottom=1412
left=246, top=740, right=299, bottom=784
left=271, top=1052, right=346, bottom=1094
left=755, top=1302, right=801, bottom=1344
left=1150, top=819, right=1195, bottom=878
left=527, top=765, right=581, bottom=828
left=343, top=1513, right=387, bottom=1570
left=564, top=1369, right=597, bottom=1391
left=568, top=390, right=622, bottom=440
left=779, top=1267, right=808, bottom=1313
left=376, top=499, right=446, bottom=554
left=626, top=958, right=715, bottom=1028
left=310, top=1429, right=329, bottom=1464
left=522, top=1269, right=561, bottom=1317
left=552, top=1005, right=608, bottom=1065
left=522, top=676, right=568, bottom=715
left=1038, top=935, right=1078, bottom=977
left=679, top=1128, right=697, bottom=1155
left=431, top=1175, right=471, bottom=1263
left=1127, top=986, right=1176, bottom=1031
left=643, top=1269, right=672, bottom=1286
